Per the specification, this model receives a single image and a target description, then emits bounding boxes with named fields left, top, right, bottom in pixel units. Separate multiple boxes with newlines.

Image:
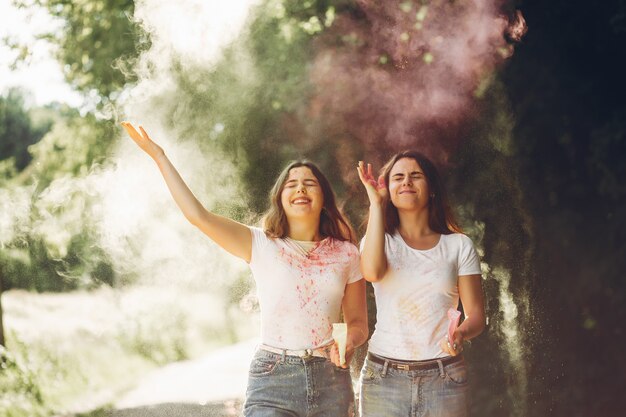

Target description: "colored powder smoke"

left=308, top=0, right=526, bottom=160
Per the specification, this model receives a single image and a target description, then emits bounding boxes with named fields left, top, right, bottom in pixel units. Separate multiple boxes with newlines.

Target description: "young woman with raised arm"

left=356, top=151, right=486, bottom=417
left=122, top=122, right=367, bottom=417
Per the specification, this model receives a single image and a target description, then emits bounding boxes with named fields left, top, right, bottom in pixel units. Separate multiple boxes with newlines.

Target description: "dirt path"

left=109, top=338, right=258, bottom=416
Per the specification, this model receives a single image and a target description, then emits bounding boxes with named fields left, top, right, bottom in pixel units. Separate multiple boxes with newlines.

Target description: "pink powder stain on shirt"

left=275, top=239, right=358, bottom=345
left=278, top=239, right=356, bottom=279
left=310, top=328, right=322, bottom=346
left=298, top=277, right=320, bottom=309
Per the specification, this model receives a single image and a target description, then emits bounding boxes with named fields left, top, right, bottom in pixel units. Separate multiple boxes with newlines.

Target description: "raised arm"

left=121, top=122, right=252, bottom=262
left=357, top=161, right=388, bottom=282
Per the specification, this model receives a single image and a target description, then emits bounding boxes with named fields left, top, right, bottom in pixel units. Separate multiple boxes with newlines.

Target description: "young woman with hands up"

left=356, top=152, right=485, bottom=417
left=122, top=122, right=367, bottom=417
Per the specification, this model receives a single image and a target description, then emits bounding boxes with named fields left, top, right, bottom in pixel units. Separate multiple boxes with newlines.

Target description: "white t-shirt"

left=364, top=231, right=482, bottom=360
left=249, top=227, right=362, bottom=350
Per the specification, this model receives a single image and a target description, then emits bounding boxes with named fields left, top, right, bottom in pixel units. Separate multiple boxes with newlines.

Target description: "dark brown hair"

left=261, top=160, right=356, bottom=243
left=380, top=150, right=462, bottom=235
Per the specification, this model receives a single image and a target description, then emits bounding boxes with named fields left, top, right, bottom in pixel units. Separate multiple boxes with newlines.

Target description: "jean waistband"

left=367, top=352, right=463, bottom=371
left=258, top=343, right=331, bottom=359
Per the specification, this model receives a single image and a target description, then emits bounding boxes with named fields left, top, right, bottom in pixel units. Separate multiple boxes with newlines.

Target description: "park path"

left=109, top=338, right=258, bottom=417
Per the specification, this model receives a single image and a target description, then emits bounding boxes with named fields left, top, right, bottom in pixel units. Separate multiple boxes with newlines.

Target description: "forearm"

left=457, top=311, right=486, bottom=342
left=153, top=152, right=206, bottom=223
left=361, top=203, right=387, bottom=281
left=347, top=319, right=369, bottom=349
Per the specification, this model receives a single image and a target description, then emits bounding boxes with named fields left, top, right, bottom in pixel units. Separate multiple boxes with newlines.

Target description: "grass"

left=0, top=286, right=258, bottom=417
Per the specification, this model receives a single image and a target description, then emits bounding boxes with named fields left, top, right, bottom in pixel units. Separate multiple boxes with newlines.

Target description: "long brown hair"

left=261, top=160, right=356, bottom=243
left=380, top=150, right=462, bottom=235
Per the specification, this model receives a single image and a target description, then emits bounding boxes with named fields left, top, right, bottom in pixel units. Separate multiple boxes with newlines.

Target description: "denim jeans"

left=243, top=349, right=355, bottom=417
left=359, top=356, right=469, bottom=417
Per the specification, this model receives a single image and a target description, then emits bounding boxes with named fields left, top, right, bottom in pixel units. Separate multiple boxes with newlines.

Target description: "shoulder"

left=384, top=231, right=401, bottom=248
left=330, top=238, right=360, bottom=257
left=458, top=233, right=477, bottom=248
left=444, top=233, right=479, bottom=259
left=358, top=233, right=395, bottom=251
left=249, top=226, right=276, bottom=246
left=443, top=232, right=474, bottom=245
left=333, top=238, right=359, bottom=252
left=249, top=226, right=265, bottom=237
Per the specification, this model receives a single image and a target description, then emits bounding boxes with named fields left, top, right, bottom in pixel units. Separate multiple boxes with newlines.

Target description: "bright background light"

left=0, top=2, right=83, bottom=106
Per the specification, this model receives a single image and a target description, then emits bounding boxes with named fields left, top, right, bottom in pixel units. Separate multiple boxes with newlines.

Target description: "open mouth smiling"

left=291, top=197, right=312, bottom=205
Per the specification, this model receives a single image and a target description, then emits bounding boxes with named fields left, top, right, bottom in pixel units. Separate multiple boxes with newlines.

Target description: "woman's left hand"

left=329, top=339, right=355, bottom=368
left=440, top=331, right=464, bottom=356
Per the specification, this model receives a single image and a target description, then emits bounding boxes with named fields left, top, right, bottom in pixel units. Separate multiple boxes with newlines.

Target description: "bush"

left=0, top=338, right=47, bottom=417
left=116, top=306, right=190, bottom=365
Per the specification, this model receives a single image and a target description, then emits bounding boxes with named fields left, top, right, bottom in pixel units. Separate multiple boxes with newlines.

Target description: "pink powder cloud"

left=307, top=0, right=526, bottom=163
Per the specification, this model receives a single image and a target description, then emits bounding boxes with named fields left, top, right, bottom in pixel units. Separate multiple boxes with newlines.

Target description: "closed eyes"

left=284, top=179, right=319, bottom=188
left=392, top=172, right=424, bottom=181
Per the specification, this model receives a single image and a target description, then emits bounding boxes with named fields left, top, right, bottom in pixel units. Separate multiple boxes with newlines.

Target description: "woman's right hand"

left=357, top=161, right=388, bottom=206
left=121, top=121, right=165, bottom=160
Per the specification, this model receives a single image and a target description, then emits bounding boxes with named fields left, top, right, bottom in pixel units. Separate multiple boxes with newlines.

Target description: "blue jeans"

left=243, top=349, right=355, bottom=417
left=359, top=356, right=469, bottom=417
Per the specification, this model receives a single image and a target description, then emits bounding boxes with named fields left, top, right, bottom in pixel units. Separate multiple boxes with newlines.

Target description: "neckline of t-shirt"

left=289, top=238, right=323, bottom=244
left=286, top=236, right=330, bottom=245
left=285, top=236, right=331, bottom=255
left=394, top=231, right=444, bottom=252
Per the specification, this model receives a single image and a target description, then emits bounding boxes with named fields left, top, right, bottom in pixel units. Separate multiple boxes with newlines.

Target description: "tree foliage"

left=1, top=110, right=117, bottom=292
left=0, top=89, right=52, bottom=174
left=12, top=0, right=149, bottom=104
left=1, top=0, right=147, bottom=295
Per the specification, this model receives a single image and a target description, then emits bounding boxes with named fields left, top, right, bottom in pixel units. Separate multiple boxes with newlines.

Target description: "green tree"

left=1, top=111, right=118, bottom=292
left=150, top=0, right=352, bottom=216
left=12, top=0, right=149, bottom=104
left=0, top=88, right=55, bottom=348
left=0, top=0, right=149, bottom=299
left=0, top=88, right=52, bottom=173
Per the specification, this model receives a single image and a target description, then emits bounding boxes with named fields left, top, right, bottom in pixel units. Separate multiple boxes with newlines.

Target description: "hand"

left=440, top=330, right=464, bottom=356
left=329, top=338, right=355, bottom=369
left=357, top=161, right=388, bottom=206
left=121, top=122, right=165, bottom=160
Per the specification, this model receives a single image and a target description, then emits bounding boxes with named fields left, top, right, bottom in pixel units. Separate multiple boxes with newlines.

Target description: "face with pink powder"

left=280, top=166, right=325, bottom=221
left=388, top=157, right=431, bottom=212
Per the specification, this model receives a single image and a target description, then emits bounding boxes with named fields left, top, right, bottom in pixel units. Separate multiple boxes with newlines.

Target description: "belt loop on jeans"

left=281, top=349, right=286, bottom=363
left=382, top=359, right=389, bottom=377
left=437, top=359, right=445, bottom=378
